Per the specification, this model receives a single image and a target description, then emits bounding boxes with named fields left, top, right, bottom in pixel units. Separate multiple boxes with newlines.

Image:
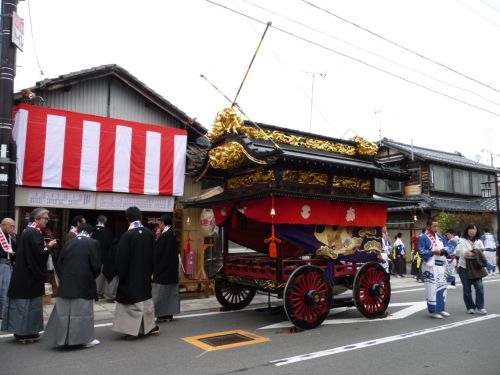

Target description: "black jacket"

left=466, top=249, right=488, bottom=280
left=56, top=236, right=101, bottom=300
left=92, top=225, right=115, bottom=281
left=115, top=227, right=154, bottom=304
left=153, top=228, right=179, bottom=285
left=8, top=227, right=49, bottom=299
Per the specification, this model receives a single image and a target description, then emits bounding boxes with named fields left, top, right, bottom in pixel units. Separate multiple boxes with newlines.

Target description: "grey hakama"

left=112, top=298, right=155, bottom=336
left=152, top=283, right=180, bottom=317
left=44, top=297, right=94, bottom=346
left=102, top=276, right=118, bottom=300
left=1, top=297, right=43, bottom=336
left=96, top=273, right=118, bottom=300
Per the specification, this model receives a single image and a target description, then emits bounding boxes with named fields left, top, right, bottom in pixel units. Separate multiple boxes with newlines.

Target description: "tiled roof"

left=380, top=138, right=498, bottom=173
left=14, top=64, right=207, bottom=137
left=480, top=196, right=500, bottom=211
left=388, top=195, right=493, bottom=213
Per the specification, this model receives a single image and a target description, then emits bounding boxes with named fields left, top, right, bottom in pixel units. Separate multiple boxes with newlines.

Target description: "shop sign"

left=23, top=188, right=95, bottom=209
left=96, top=193, right=175, bottom=212
left=12, top=11, right=24, bottom=51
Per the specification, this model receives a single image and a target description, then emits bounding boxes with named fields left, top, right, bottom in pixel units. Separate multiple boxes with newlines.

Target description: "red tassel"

left=269, top=240, right=277, bottom=258
left=264, top=195, right=281, bottom=258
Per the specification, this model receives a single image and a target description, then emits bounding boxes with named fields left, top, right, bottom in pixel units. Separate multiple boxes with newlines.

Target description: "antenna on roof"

left=374, top=106, right=383, bottom=142
left=410, top=139, right=414, bottom=161
left=304, top=71, right=326, bottom=133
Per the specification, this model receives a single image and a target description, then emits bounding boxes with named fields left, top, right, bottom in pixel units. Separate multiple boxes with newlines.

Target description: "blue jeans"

left=458, top=267, right=484, bottom=310
left=0, top=260, right=13, bottom=318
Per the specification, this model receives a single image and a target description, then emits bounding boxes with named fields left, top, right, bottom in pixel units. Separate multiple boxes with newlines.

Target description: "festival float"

left=184, top=22, right=408, bottom=329
left=184, top=107, right=409, bottom=329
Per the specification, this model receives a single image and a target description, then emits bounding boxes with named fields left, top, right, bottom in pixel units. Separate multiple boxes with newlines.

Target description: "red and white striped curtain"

left=12, top=104, right=187, bottom=196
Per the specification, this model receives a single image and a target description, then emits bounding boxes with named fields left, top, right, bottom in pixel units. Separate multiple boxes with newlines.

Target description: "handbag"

left=465, top=252, right=488, bottom=280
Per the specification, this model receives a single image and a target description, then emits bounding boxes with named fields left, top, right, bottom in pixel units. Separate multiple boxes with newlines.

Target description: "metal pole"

left=0, top=0, right=18, bottom=219
left=492, top=154, right=500, bottom=239
left=495, top=172, right=500, bottom=238
left=309, top=74, right=315, bottom=133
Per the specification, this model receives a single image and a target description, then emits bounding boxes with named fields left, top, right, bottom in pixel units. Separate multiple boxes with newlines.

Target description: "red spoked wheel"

left=353, top=262, right=391, bottom=319
left=215, top=278, right=256, bottom=310
left=284, top=265, right=332, bottom=330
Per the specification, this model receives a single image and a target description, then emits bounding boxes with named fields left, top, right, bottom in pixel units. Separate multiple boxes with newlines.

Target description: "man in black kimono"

left=112, top=206, right=159, bottom=338
left=153, top=213, right=180, bottom=322
left=44, top=223, right=101, bottom=348
left=93, top=215, right=116, bottom=301
left=66, top=215, right=86, bottom=241
left=1, top=208, right=57, bottom=343
left=0, top=217, right=16, bottom=319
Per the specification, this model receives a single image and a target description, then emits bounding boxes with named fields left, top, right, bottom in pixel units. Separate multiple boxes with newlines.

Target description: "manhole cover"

left=199, top=333, right=253, bottom=347
left=183, top=330, right=270, bottom=351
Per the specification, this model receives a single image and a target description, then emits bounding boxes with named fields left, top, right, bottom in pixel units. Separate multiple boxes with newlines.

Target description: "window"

left=471, top=173, right=491, bottom=196
left=471, top=173, right=480, bottom=195
left=431, top=165, right=452, bottom=191
left=375, top=178, right=402, bottom=193
left=453, top=169, right=471, bottom=194
left=480, top=174, right=495, bottom=197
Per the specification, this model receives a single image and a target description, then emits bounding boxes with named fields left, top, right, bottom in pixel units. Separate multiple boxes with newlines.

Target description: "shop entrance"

left=67, top=209, right=165, bottom=241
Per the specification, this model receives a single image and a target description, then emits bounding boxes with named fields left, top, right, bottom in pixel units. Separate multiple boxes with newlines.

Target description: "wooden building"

left=13, top=64, right=211, bottom=294
left=376, top=138, right=500, bottom=245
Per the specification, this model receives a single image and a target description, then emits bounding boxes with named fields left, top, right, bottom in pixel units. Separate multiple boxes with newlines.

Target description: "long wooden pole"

left=232, top=21, right=272, bottom=107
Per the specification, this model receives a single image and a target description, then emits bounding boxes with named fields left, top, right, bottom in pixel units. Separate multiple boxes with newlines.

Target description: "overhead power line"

left=27, top=0, right=44, bottom=80
left=239, top=0, right=500, bottom=108
left=205, top=0, right=500, bottom=117
left=457, top=0, right=500, bottom=29
left=480, top=0, right=500, bottom=14
left=301, top=0, right=500, bottom=95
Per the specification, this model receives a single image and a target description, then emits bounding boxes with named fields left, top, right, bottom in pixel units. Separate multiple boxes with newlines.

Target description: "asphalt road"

left=1, top=278, right=500, bottom=375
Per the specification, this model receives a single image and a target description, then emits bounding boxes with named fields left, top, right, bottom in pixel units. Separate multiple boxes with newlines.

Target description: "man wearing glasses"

left=1, top=208, right=57, bottom=343
left=0, top=217, right=16, bottom=319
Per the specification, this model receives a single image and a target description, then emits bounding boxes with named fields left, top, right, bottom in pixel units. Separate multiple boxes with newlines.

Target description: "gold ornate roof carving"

left=208, top=107, right=378, bottom=158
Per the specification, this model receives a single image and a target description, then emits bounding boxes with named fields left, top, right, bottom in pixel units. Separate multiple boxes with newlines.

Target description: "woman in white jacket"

left=455, top=224, right=486, bottom=315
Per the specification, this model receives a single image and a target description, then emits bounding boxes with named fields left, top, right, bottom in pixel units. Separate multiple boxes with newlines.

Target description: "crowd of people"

left=381, top=219, right=498, bottom=319
left=1, top=206, right=498, bottom=347
left=0, top=206, right=180, bottom=347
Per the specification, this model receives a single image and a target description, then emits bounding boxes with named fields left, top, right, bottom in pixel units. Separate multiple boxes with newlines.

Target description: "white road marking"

left=1, top=279, right=498, bottom=339
left=0, top=307, right=260, bottom=339
left=259, top=301, right=427, bottom=329
left=392, top=288, right=425, bottom=293
left=271, top=314, right=500, bottom=367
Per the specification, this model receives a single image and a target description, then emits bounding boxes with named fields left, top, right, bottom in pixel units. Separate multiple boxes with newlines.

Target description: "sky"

left=13, top=0, right=500, bottom=167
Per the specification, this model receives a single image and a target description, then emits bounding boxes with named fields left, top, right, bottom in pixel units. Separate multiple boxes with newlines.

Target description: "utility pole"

left=0, top=0, right=19, bottom=219
left=490, top=153, right=500, bottom=239
left=304, top=71, right=326, bottom=133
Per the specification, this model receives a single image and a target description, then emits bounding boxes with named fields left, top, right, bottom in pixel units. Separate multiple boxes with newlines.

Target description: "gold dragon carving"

left=282, top=170, right=328, bottom=186
left=332, top=176, right=371, bottom=191
left=227, top=170, right=276, bottom=189
left=208, top=142, right=267, bottom=170
left=207, top=108, right=379, bottom=160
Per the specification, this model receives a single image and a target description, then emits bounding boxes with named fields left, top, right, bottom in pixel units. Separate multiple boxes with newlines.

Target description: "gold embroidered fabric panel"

left=314, top=226, right=382, bottom=260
